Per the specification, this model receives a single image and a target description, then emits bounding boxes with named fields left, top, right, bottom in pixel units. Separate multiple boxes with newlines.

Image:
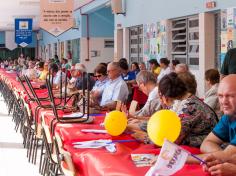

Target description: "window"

left=104, top=40, right=114, bottom=48
left=171, top=16, right=199, bottom=69
left=72, top=39, right=80, bottom=64
left=129, top=25, right=143, bottom=63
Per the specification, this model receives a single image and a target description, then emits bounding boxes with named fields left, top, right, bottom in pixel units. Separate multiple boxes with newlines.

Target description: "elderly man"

left=124, top=70, right=161, bottom=133
left=187, top=75, right=236, bottom=167
left=100, top=62, right=129, bottom=110
left=175, top=63, right=189, bottom=74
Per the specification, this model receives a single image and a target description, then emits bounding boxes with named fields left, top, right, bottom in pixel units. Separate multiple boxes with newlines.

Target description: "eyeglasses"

left=95, top=74, right=102, bottom=78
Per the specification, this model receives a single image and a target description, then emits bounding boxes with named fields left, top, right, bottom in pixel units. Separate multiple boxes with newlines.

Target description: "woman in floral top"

left=158, top=72, right=218, bottom=147
left=132, top=72, right=218, bottom=147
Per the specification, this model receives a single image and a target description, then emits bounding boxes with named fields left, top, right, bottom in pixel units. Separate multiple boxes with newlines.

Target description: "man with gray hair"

left=175, top=63, right=189, bottom=74
left=125, top=70, right=161, bottom=132
left=134, top=70, right=160, bottom=116
left=100, top=62, right=129, bottom=110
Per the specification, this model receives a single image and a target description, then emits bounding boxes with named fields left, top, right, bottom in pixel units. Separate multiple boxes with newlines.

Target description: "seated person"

left=35, top=61, right=44, bottom=78
left=204, top=69, right=222, bottom=119
left=177, top=71, right=197, bottom=95
left=124, top=70, right=161, bottom=131
left=139, top=62, right=146, bottom=71
left=148, top=59, right=161, bottom=77
left=12, top=60, right=21, bottom=72
left=100, top=62, right=129, bottom=110
left=49, top=63, right=66, bottom=89
left=39, top=61, right=49, bottom=81
left=120, top=61, right=136, bottom=83
left=170, top=59, right=180, bottom=71
left=90, top=65, right=109, bottom=106
left=157, top=58, right=172, bottom=83
left=132, top=73, right=218, bottom=147
left=124, top=70, right=161, bottom=118
left=21, top=60, right=38, bottom=80
left=74, top=63, right=95, bottom=91
left=188, top=75, right=236, bottom=163
left=61, top=58, right=71, bottom=71
left=202, top=154, right=236, bottom=176
left=131, top=62, right=140, bottom=76
left=175, top=63, right=189, bottom=74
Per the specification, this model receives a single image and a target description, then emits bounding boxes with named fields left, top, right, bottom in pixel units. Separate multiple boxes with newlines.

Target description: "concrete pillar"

left=114, top=29, right=123, bottom=61
left=123, top=27, right=130, bottom=61
left=192, top=12, right=215, bottom=97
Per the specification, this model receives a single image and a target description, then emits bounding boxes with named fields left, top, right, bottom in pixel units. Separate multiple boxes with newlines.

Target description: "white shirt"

left=23, top=68, right=37, bottom=79
left=100, top=76, right=129, bottom=106
left=92, top=78, right=109, bottom=95
left=53, top=71, right=66, bottom=85
left=157, top=67, right=172, bottom=82
left=147, top=86, right=159, bottom=102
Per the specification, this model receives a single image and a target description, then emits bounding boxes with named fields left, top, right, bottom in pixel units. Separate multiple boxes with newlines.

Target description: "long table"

left=0, top=69, right=209, bottom=176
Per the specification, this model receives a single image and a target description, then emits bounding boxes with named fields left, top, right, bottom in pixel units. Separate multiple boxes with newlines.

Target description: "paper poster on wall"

left=156, top=21, right=168, bottom=61
left=40, top=0, right=74, bottom=36
left=220, top=7, right=236, bottom=66
left=221, top=32, right=227, bottom=53
left=143, top=23, right=157, bottom=62
left=221, top=10, right=227, bottom=31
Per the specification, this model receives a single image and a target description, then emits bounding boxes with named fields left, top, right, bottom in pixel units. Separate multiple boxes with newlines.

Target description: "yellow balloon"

left=104, top=111, right=127, bottom=136
left=147, top=110, right=181, bottom=146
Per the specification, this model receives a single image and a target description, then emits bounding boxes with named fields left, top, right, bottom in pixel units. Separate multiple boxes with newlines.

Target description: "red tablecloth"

left=0, top=69, right=209, bottom=176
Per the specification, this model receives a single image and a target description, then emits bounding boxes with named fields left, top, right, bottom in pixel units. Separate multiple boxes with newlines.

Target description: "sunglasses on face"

left=95, top=74, right=102, bottom=78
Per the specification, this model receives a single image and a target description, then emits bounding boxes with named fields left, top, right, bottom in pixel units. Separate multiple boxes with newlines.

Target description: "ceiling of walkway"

left=0, top=0, right=92, bottom=31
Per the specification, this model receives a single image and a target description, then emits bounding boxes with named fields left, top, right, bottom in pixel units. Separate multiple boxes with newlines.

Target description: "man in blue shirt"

left=187, top=75, right=236, bottom=168
left=119, top=61, right=136, bottom=82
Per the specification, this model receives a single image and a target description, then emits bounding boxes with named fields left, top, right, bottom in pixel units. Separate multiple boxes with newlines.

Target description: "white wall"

left=80, top=37, right=114, bottom=72
left=115, top=0, right=236, bottom=27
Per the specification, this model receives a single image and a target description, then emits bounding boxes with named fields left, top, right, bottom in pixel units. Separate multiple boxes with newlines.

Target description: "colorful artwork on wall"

left=143, top=21, right=168, bottom=64
left=220, top=8, right=236, bottom=65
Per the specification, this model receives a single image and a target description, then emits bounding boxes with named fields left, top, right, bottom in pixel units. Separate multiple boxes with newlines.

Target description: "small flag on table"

left=145, top=139, right=189, bottom=176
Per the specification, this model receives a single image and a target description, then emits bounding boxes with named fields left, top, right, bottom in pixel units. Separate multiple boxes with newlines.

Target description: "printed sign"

left=40, top=0, right=74, bottom=36
left=15, top=19, right=33, bottom=47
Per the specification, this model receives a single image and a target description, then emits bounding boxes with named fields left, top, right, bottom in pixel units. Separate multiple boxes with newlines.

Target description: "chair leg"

left=39, top=139, right=45, bottom=174
left=27, top=131, right=34, bottom=161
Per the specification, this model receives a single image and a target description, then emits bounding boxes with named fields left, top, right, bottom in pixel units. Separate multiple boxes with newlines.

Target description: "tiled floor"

left=0, top=95, right=40, bottom=176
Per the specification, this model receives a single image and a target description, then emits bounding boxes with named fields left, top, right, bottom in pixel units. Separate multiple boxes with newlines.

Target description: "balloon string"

left=190, top=154, right=206, bottom=164
left=107, top=139, right=138, bottom=144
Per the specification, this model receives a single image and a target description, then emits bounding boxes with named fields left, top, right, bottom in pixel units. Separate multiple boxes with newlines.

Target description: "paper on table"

left=73, top=139, right=116, bottom=153
left=63, top=112, right=86, bottom=118
left=81, top=129, right=107, bottom=134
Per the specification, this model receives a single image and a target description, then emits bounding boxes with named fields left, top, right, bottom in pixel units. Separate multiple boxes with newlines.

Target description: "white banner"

left=145, top=140, right=189, bottom=176
left=5, top=31, right=17, bottom=50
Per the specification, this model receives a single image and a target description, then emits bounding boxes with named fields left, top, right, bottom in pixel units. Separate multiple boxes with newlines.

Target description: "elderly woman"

left=74, top=63, right=95, bottom=91
left=132, top=72, right=218, bottom=147
left=204, top=69, right=222, bottom=119
left=90, top=65, right=109, bottom=106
